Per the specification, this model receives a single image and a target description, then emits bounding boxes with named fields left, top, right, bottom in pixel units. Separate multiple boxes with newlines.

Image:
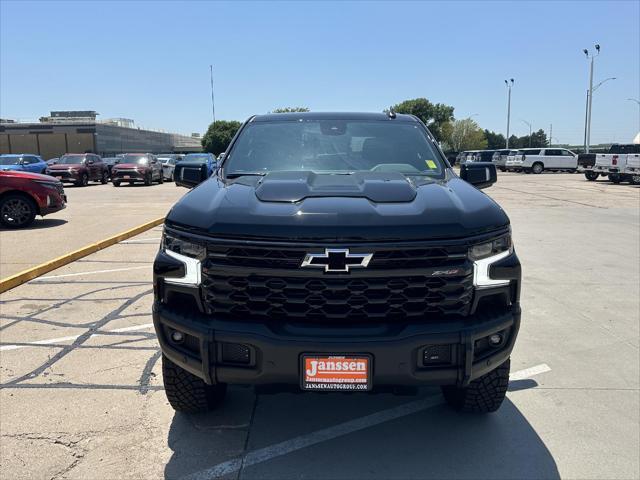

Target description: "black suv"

left=153, top=112, right=521, bottom=414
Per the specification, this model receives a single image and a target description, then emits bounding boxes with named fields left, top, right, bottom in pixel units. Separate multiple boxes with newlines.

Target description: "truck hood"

left=166, top=170, right=510, bottom=241
left=113, top=163, right=146, bottom=169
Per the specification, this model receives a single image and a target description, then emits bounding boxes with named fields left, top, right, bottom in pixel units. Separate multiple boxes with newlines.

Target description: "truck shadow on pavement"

left=164, top=384, right=560, bottom=480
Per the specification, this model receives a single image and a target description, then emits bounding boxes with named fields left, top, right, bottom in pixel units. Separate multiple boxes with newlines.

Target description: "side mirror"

left=218, top=153, right=226, bottom=162
left=87, top=159, right=94, bottom=165
left=175, top=163, right=209, bottom=189
left=460, top=162, right=497, bottom=189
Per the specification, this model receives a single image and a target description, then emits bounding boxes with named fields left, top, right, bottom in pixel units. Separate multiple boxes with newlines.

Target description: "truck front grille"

left=200, top=243, right=474, bottom=322
left=202, top=273, right=473, bottom=321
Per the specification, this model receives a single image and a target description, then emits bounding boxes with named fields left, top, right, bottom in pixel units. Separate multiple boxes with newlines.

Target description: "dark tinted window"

left=522, top=149, right=542, bottom=155
left=545, top=149, right=562, bottom=156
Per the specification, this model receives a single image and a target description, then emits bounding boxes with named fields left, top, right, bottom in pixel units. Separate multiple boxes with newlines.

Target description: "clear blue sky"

left=1, top=0, right=638, bottom=145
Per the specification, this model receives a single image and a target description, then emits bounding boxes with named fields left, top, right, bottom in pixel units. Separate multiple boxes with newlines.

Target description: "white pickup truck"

left=590, top=144, right=640, bottom=184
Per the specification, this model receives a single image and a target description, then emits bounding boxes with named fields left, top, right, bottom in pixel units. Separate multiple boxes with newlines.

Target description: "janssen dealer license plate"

left=301, top=354, right=372, bottom=391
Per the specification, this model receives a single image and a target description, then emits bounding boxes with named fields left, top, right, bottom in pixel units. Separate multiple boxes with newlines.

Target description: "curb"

left=0, top=217, right=165, bottom=294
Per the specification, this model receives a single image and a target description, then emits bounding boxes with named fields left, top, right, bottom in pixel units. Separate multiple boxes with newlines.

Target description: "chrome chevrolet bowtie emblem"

left=301, top=249, right=373, bottom=273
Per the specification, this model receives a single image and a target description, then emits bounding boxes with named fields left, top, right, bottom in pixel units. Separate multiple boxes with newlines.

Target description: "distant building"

left=0, top=111, right=201, bottom=159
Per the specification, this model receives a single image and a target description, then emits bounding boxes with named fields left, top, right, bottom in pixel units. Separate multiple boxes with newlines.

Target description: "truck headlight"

left=161, top=231, right=205, bottom=286
left=470, top=235, right=513, bottom=288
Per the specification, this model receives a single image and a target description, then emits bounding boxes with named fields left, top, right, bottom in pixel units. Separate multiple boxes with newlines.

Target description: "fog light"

left=489, top=334, right=503, bottom=346
left=170, top=330, right=184, bottom=344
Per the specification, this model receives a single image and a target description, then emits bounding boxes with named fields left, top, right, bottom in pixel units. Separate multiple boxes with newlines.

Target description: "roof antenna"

left=387, top=107, right=396, bottom=119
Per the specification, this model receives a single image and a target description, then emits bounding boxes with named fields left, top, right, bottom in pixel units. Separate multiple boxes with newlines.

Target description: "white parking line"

left=182, top=363, right=552, bottom=480
left=35, top=265, right=150, bottom=280
left=0, top=323, right=155, bottom=351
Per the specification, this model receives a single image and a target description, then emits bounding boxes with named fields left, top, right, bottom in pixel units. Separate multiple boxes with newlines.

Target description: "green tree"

left=389, top=98, right=454, bottom=141
left=270, top=107, right=310, bottom=113
left=201, top=120, right=242, bottom=155
left=484, top=130, right=506, bottom=150
left=512, top=129, right=548, bottom=149
left=442, top=118, right=487, bottom=152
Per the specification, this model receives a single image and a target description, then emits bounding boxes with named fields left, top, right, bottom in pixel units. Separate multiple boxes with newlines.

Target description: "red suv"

left=0, top=170, right=67, bottom=228
left=47, top=153, right=109, bottom=187
left=111, top=153, right=164, bottom=186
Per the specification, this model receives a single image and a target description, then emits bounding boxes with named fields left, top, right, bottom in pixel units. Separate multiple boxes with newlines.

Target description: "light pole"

left=505, top=79, right=514, bottom=148
left=583, top=45, right=602, bottom=153
left=520, top=119, right=532, bottom=147
left=628, top=98, right=640, bottom=132
left=209, top=65, right=216, bottom=125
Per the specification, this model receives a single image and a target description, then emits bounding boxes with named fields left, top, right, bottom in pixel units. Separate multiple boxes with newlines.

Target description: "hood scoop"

left=254, top=171, right=417, bottom=203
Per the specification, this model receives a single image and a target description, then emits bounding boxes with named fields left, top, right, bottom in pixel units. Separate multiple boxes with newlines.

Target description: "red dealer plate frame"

left=300, top=354, right=372, bottom=392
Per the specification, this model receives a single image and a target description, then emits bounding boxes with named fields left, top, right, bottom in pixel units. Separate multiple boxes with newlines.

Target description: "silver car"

left=158, top=154, right=182, bottom=181
left=491, top=149, right=511, bottom=172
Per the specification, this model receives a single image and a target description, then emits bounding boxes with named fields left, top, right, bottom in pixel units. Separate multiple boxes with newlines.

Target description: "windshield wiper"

left=226, top=172, right=268, bottom=179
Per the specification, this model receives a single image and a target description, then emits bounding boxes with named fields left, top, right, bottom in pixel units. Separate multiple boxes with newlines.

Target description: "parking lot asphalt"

left=0, top=173, right=638, bottom=480
left=0, top=182, right=185, bottom=278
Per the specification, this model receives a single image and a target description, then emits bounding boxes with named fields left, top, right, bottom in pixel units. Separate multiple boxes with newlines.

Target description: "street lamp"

left=520, top=119, right=532, bottom=147
left=504, top=79, right=514, bottom=148
left=629, top=98, right=640, bottom=132
left=583, top=44, right=602, bottom=153
left=593, top=77, right=616, bottom=93
left=209, top=65, right=216, bottom=124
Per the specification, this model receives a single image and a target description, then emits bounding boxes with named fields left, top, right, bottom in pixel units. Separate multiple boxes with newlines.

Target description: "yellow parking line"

left=0, top=217, right=165, bottom=294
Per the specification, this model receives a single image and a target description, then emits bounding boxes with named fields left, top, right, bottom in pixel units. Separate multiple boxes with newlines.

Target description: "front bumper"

left=153, top=302, right=520, bottom=389
left=112, top=170, right=146, bottom=182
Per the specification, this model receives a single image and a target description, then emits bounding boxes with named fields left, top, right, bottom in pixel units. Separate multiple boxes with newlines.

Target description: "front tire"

left=144, top=173, right=152, bottom=186
left=631, top=175, right=640, bottom=186
left=441, top=358, right=510, bottom=413
left=0, top=194, right=37, bottom=229
left=531, top=162, right=544, bottom=174
left=158, top=172, right=164, bottom=184
left=76, top=173, right=89, bottom=187
left=585, top=171, right=599, bottom=181
left=101, top=171, right=109, bottom=184
left=162, top=354, right=227, bottom=413
left=113, top=180, right=121, bottom=187
left=609, top=173, right=621, bottom=184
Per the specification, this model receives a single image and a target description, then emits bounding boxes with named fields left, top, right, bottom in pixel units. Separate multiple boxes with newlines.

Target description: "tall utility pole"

left=629, top=98, right=640, bottom=132
left=549, top=124, right=552, bottom=147
left=209, top=65, right=216, bottom=125
left=521, top=119, right=532, bottom=147
left=583, top=45, right=600, bottom=153
left=505, top=79, right=514, bottom=148
left=583, top=90, right=589, bottom=151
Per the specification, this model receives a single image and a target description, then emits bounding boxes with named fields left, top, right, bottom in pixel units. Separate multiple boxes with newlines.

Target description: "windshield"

left=59, top=155, right=85, bottom=164
left=121, top=155, right=149, bottom=165
left=0, top=156, right=21, bottom=165
left=183, top=154, right=210, bottom=164
left=225, top=120, right=445, bottom=177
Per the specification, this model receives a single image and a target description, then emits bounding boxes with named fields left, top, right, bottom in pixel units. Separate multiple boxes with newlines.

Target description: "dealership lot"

left=0, top=182, right=185, bottom=278
left=0, top=174, right=638, bottom=479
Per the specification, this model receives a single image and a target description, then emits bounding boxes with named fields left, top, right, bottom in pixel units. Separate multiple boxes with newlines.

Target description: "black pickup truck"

left=153, top=112, right=521, bottom=414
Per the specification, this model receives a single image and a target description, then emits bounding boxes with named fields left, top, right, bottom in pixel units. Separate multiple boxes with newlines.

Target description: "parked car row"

left=457, top=148, right=578, bottom=174
left=578, top=144, right=640, bottom=185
